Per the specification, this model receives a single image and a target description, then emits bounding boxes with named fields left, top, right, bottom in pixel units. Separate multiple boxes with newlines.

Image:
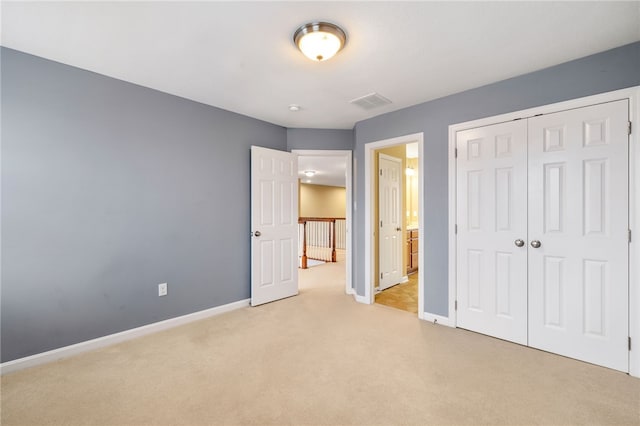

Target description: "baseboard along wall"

left=1, top=298, right=250, bottom=375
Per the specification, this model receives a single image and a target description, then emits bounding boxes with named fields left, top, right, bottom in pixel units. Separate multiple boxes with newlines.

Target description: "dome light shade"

left=294, top=22, right=347, bottom=62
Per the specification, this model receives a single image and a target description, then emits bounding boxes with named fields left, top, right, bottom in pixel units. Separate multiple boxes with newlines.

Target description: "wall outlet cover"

left=158, top=283, right=168, bottom=296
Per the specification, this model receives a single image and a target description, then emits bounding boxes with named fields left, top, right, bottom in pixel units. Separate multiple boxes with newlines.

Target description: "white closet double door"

left=456, top=100, right=629, bottom=372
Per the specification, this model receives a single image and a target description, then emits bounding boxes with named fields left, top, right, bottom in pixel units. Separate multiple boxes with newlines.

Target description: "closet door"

left=527, top=100, right=629, bottom=372
left=456, top=120, right=528, bottom=344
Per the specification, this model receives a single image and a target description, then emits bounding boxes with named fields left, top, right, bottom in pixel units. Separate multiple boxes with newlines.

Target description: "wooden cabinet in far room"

left=407, top=228, right=418, bottom=274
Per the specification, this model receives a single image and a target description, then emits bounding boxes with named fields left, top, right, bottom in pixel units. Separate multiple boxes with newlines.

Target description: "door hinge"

left=455, top=300, right=458, bottom=311
left=380, top=169, right=383, bottom=176
left=454, top=148, right=458, bottom=158
left=380, top=273, right=383, bottom=279
left=629, top=336, right=632, bottom=351
left=629, top=229, right=632, bottom=243
left=455, top=224, right=458, bottom=234
left=380, top=220, right=383, bottom=228
left=629, top=121, right=632, bottom=135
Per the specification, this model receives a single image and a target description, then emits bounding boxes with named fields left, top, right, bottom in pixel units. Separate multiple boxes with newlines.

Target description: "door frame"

left=447, top=86, right=640, bottom=377
left=363, top=133, right=425, bottom=319
left=292, top=149, right=353, bottom=295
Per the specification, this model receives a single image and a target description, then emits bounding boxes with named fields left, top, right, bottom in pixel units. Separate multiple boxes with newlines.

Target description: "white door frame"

left=363, top=133, right=425, bottom=320
left=447, top=86, right=640, bottom=377
left=292, top=149, right=353, bottom=295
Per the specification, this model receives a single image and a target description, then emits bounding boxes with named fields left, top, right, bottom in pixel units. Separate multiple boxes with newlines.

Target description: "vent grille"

left=349, top=92, right=392, bottom=110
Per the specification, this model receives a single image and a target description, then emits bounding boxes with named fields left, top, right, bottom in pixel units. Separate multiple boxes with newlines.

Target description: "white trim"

left=448, top=123, right=458, bottom=327
left=630, top=88, right=640, bottom=378
left=292, top=149, right=353, bottom=296
left=1, top=298, right=250, bottom=375
left=355, top=294, right=368, bottom=304
left=363, top=133, right=425, bottom=322
left=423, top=312, right=455, bottom=327
left=448, top=86, right=640, bottom=377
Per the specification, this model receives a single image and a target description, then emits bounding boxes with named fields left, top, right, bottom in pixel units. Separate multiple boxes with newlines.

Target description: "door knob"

left=530, top=240, right=541, bottom=248
left=254, top=231, right=261, bottom=237
left=514, top=239, right=525, bottom=247
left=396, top=227, right=402, bottom=231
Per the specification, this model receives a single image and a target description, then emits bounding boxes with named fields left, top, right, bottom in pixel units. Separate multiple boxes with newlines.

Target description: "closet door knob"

left=254, top=231, right=262, bottom=237
left=530, top=240, right=541, bottom=249
left=514, top=239, right=525, bottom=247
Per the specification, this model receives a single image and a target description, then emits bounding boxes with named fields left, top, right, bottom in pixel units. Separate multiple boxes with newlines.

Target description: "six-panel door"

left=250, top=146, right=299, bottom=306
left=379, top=154, right=403, bottom=291
left=527, top=100, right=629, bottom=372
left=456, top=120, right=529, bottom=345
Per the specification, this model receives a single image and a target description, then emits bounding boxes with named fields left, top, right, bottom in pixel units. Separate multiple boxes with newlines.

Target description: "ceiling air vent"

left=349, top=92, right=392, bottom=110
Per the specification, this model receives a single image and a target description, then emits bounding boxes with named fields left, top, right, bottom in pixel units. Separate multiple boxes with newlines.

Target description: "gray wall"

left=287, top=128, right=353, bottom=151
left=1, top=48, right=287, bottom=362
left=353, top=41, right=640, bottom=316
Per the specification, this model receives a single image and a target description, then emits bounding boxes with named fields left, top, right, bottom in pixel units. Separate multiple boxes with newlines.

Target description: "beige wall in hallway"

left=405, top=157, right=419, bottom=229
left=299, top=183, right=346, bottom=218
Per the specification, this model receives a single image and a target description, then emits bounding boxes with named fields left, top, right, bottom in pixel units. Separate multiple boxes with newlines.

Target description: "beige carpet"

left=2, top=256, right=640, bottom=425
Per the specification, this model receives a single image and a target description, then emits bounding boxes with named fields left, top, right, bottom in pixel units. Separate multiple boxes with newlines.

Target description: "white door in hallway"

left=250, top=146, right=298, bottom=306
left=456, top=120, right=529, bottom=345
left=378, top=153, right=403, bottom=291
left=527, top=100, right=629, bottom=372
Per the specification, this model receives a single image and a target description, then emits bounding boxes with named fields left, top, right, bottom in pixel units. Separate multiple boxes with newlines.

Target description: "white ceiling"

left=2, top=2, right=639, bottom=130
left=298, top=155, right=346, bottom=187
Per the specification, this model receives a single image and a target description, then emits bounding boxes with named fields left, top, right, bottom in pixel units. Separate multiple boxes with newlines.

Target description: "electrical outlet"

left=158, top=283, right=168, bottom=297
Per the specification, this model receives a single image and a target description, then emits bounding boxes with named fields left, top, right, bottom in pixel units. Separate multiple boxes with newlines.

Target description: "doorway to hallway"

left=293, top=150, right=352, bottom=296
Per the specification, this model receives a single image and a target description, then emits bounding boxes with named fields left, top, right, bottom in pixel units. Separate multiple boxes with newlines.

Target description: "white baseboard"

left=422, top=312, right=455, bottom=327
left=400, top=275, right=409, bottom=283
left=1, top=298, right=250, bottom=375
left=355, top=294, right=370, bottom=304
left=346, top=287, right=356, bottom=296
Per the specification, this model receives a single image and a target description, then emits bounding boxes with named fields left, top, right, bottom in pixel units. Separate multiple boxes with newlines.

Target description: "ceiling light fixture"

left=304, top=170, right=316, bottom=177
left=289, top=104, right=301, bottom=111
left=293, top=22, right=347, bottom=62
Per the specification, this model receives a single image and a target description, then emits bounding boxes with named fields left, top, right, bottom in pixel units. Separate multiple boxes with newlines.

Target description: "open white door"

left=251, top=146, right=298, bottom=306
left=379, top=153, right=403, bottom=291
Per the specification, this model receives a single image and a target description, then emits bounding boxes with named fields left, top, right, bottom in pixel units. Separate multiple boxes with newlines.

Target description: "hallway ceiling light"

left=304, top=170, right=316, bottom=177
left=293, top=22, right=347, bottom=62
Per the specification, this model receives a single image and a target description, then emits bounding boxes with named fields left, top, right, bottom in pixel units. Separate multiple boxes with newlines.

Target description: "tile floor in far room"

left=375, top=272, right=418, bottom=314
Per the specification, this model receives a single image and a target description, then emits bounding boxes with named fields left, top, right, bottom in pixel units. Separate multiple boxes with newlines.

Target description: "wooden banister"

left=298, top=217, right=345, bottom=268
